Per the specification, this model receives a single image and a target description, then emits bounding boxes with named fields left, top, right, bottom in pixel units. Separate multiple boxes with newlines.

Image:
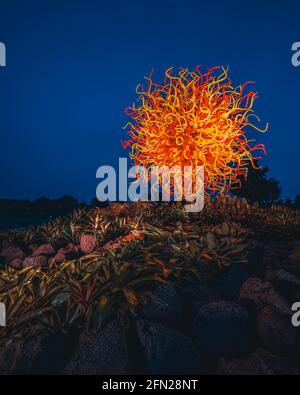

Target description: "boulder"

left=217, top=349, right=300, bottom=375
left=211, top=264, right=253, bottom=300
left=211, top=242, right=265, bottom=301
left=283, top=263, right=300, bottom=281
left=142, top=284, right=182, bottom=328
left=266, top=269, right=300, bottom=301
left=192, top=301, right=251, bottom=358
left=256, top=306, right=298, bottom=357
left=0, top=341, right=23, bottom=374
left=64, top=319, right=128, bottom=375
left=239, top=277, right=290, bottom=316
left=179, top=282, right=221, bottom=325
left=290, top=242, right=300, bottom=264
left=137, top=319, right=204, bottom=374
left=20, top=332, right=65, bottom=374
left=246, top=241, right=265, bottom=277
left=0, top=335, right=44, bottom=375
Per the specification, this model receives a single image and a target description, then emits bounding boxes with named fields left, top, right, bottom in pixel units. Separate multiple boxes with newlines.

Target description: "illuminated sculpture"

left=123, top=66, right=268, bottom=195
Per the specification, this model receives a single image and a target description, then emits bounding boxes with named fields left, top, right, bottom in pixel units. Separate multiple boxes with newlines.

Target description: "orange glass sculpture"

left=123, top=66, right=268, bottom=195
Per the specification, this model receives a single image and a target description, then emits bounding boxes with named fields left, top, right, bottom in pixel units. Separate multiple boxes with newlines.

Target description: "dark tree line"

left=0, top=162, right=299, bottom=215
left=0, top=195, right=82, bottom=216
left=232, top=160, right=300, bottom=209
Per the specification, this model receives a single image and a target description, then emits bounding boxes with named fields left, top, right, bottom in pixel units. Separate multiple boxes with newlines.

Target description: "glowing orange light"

left=123, top=66, right=268, bottom=195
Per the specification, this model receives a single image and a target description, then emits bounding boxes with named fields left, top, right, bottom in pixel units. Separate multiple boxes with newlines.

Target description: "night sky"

left=0, top=0, right=299, bottom=203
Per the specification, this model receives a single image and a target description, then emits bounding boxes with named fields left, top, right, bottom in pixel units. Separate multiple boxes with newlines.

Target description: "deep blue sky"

left=0, top=0, right=299, bottom=202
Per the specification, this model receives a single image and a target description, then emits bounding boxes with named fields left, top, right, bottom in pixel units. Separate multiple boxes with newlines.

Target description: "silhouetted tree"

left=56, top=195, right=79, bottom=212
left=0, top=196, right=83, bottom=217
left=33, top=197, right=51, bottom=211
left=0, top=199, right=31, bottom=214
left=294, top=194, right=300, bottom=210
left=284, top=197, right=293, bottom=208
left=232, top=161, right=281, bottom=206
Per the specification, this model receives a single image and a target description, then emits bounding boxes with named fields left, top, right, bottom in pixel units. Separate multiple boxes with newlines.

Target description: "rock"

left=64, top=319, right=128, bottom=375
left=211, top=264, right=253, bottom=300
left=283, top=263, right=300, bottom=281
left=137, top=320, right=204, bottom=374
left=32, top=244, right=55, bottom=257
left=246, top=241, right=265, bottom=277
left=9, top=258, right=23, bottom=269
left=239, top=277, right=290, bottom=316
left=256, top=306, right=298, bottom=357
left=0, top=255, right=5, bottom=268
left=0, top=335, right=44, bottom=375
left=290, top=242, right=300, bottom=263
left=211, top=242, right=265, bottom=301
left=0, top=246, right=24, bottom=262
left=0, top=341, right=22, bottom=374
left=217, top=349, right=300, bottom=375
left=80, top=234, right=97, bottom=254
left=23, top=255, right=48, bottom=268
left=179, top=282, right=221, bottom=325
left=19, top=332, right=65, bottom=374
left=266, top=269, right=300, bottom=301
left=192, top=301, right=251, bottom=358
left=142, top=284, right=182, bottom=328
left=0, top=332, right=65, bottom=375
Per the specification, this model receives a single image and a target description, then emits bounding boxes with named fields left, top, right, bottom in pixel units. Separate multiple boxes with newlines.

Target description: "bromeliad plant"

left=2, top=198, right=300, bottom=252
left=1, top=198, right=300, bottom=347
left=0, top=249, right=165, bottom=346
